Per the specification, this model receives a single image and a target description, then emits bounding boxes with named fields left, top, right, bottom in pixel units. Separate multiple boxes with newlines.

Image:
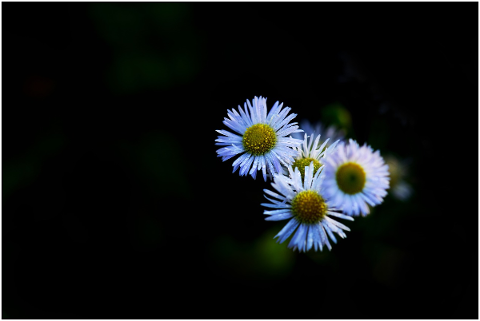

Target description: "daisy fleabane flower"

left=384, top=155, right=413, bottom=201
left=290, top=132, right=340, bottom=180
left=262, top=163, right=354, bottom=252
left=322, top=139, right=390, bottom=216
left=215, top=96, right=303, bottom=181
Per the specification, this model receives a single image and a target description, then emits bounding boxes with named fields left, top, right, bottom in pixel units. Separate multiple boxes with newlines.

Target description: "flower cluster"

left=215, top=96, right=392, bottom=252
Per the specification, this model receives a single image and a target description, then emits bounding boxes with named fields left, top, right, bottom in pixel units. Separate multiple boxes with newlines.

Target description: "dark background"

left=2, top=2, right=478, bottom=319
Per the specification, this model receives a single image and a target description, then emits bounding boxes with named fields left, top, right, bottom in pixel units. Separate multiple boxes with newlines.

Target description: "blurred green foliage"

left=367, top=115, right=390, bottom=150
left=116, top=132, right=191, bottom=199
left=134, top=214, right=163, bottom=251
left=3, top=159, right=38, bottom=200
left=320, top=102, right=353, bottom=136
left=90, top=3, right=203, bottom=93
left=3, top=126, right=67, bottom=199
left=213, top=227, right=296, bottom=280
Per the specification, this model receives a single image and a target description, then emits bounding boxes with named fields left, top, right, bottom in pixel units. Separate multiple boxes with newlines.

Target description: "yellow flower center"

left=336, top=162, right=366, bottom=195
left=291, top=190, right=327, bottom=224
left=242, top=124, right=277, bottom=156
left=292, top=157, right=322, bottom=181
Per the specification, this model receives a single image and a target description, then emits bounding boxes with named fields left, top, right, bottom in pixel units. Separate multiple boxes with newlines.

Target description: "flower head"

left=291, top=132, right=340, bottom=181
left=215, top=96, right=303, bottom=181
left=384, top=155, right=413, bottom=201
left=262, top=163, right=354, bottom=252
left=322, top=139, right=390, bottom=216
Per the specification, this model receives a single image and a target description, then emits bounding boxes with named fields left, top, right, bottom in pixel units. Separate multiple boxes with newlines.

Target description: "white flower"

left=290, top=132, right=340, bottom=180
left=215, top=96, right=303, bottom=181
left=262, top=163, right=354, bottom=252
left=322, top=139, right=389, bottom=216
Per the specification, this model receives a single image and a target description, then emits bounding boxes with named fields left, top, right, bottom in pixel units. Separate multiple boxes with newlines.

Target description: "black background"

left=3, top=2, right=478, bottom=319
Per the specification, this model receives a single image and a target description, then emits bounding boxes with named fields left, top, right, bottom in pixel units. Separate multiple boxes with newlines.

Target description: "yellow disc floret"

left=292, top=157, right=322, bottom=181
left=336, top=162, right=366, bottom=195
left=290, top=190, right=327, bottom=224
left=242, top=124, right=277, bottom=156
